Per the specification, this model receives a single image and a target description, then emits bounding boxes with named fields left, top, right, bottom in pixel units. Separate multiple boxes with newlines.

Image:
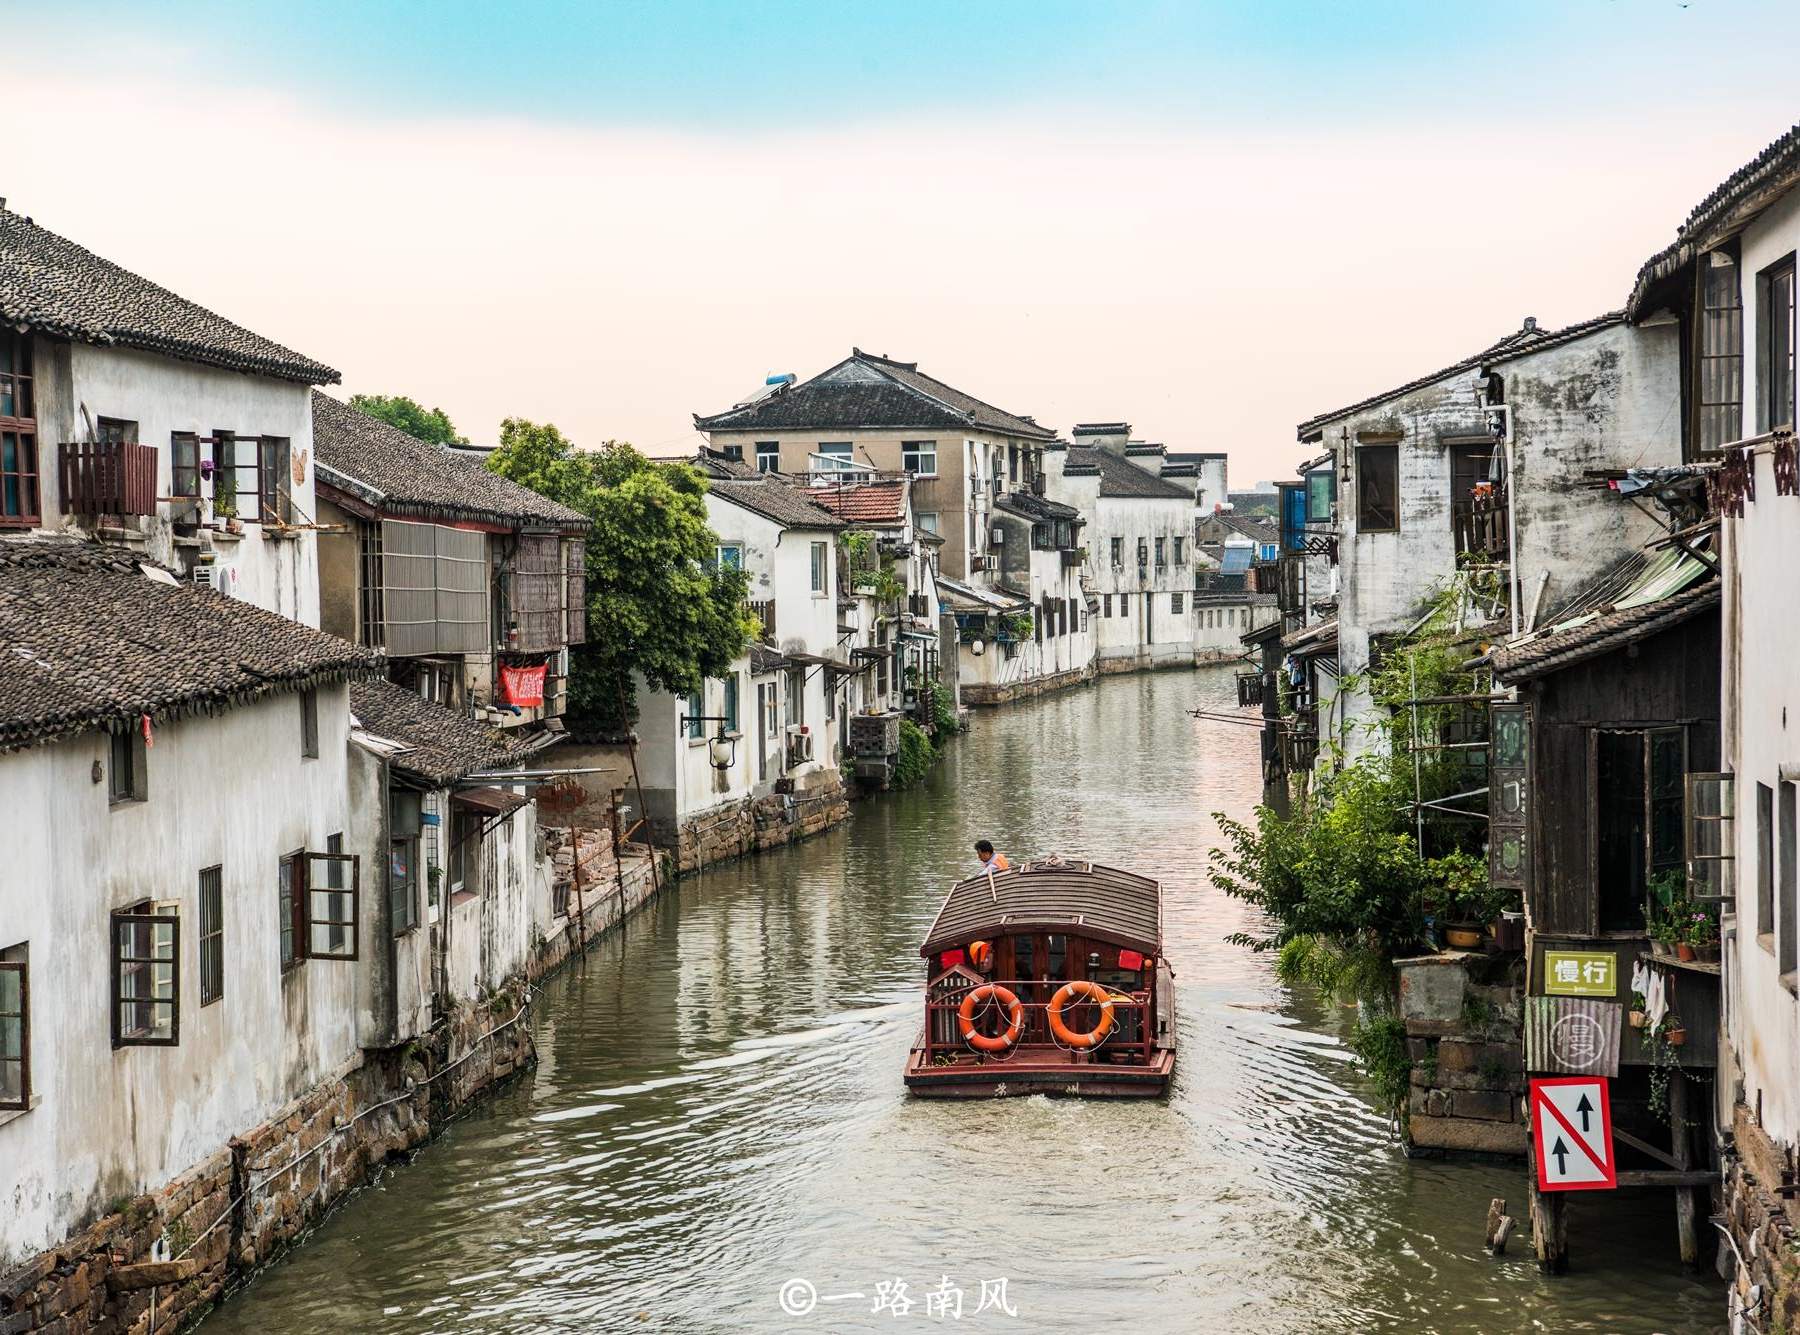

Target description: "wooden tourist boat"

left=904, top=857, right=1175, bottom=1098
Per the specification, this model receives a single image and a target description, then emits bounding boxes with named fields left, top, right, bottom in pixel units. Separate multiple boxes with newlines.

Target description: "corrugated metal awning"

left=453, top=785, right=528, bottom=816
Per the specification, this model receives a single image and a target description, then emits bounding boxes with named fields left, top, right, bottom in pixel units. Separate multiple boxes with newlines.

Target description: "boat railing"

left=922, top=978, right=1154, bottom=1066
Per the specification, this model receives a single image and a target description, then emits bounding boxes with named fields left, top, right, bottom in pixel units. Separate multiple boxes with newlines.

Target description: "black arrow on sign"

left=1574, top=1093, right=1594, bottom=1133
left=1551, top=1136, right=1570, bottom=1177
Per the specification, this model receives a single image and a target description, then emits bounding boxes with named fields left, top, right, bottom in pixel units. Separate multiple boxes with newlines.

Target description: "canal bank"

left=200, top=668, right=1725, bottom=1334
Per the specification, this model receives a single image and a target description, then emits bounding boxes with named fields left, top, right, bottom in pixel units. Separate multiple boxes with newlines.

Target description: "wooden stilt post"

left=570, top=827, right=586, bottom=955
left=1528, top=1145, right=1568, bottom=1273
left=1671, top=1069, right=1700, bottom=1267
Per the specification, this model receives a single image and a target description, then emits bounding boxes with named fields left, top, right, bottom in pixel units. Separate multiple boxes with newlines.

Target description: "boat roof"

left=918, top=857, right=1163, bottom=956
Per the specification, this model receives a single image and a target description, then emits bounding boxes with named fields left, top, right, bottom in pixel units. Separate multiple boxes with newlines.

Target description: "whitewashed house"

left=312, top=393, right=591, bottom=729
left=1628, top=122, right=1800, bottom=1322
left=0, top=206, right=338, bottom=626
left=0, top=536, right=384, bottom=1264
left=694, top=349, right=1057, bottom=583
left=1164, top=448, right=1230, bottom=514
left=1044, top=423, right=1196, bottom=672
left=632, top=474, right=850, bottom=872
left=1292, top=311, right=1684, bottom=758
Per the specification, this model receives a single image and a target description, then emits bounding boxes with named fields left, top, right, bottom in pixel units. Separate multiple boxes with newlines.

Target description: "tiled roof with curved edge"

left=312, top=393, right=589, bottom=529
left=694, top=349, right=1056, bottom=440
left=707, top=477, right=843, bottom=530
left=1063, top=446, right=1193, bottom=500
left=349, top=678, right=556, bottom=786
left=1294, top=312, right=1625, bottom=440
left=0, top=535, right=384, bottom=753
left=1627, top=122, right=1800, bottom=319
left=1490, top=576, right=1718, bottom=682
left=0, top=207, right=337, bottom=384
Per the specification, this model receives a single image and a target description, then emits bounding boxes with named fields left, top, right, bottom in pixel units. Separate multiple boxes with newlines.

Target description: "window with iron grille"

left=0, top=943, right=28, bottom=1110
left=0, top=329, right=39, bottom=526
left=112, top=904, right=179, bottom=1047
left=198, top=867, right=224, bottom=1007
left=1171, top=592, right=1184, bottom=614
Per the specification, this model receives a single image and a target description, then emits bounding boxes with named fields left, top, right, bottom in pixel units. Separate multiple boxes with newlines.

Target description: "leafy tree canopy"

left=485, top=420, right=752, bottom=729
left=348, top=393, right=468, bottom=447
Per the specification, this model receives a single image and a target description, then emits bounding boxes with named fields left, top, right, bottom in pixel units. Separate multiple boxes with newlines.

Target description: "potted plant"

left=1660, top=1013, right=1687, bottom=1047
left=1628, top=991, right=1647, bottom=1028
left=1649, top=905, right=1681, bottom=959
left=1430, top=850, right=1490, bottom=951
left=1687, top=910, right=1720, bottom=964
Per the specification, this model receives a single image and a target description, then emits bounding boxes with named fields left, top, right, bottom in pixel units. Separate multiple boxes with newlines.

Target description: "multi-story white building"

left=1045, top=423, right=1196, bottom=672
left=1628, top=121, right=1800, bottom=1325
left=0, top=206, right=338, bottom=625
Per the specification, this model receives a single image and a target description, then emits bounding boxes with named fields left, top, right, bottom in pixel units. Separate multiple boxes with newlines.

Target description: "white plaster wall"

left=1194, top=599, right=1278, bottom=662
left=1320, top=319, right=1680, bottom=748
left=34, top=342, right=321, bottom=627
left=0, top=686, right=368, bottom=1263
left=1723, top=191, right=1800, bottom=1149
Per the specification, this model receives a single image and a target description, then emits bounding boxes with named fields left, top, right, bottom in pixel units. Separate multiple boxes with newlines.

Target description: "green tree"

left=349, top=393, right=468, bottom=446
left=485, top=420, right=752, bottom=730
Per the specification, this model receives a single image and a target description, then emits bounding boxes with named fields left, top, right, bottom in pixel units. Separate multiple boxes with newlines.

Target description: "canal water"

left=205, top=668, right=1724, bottom=1333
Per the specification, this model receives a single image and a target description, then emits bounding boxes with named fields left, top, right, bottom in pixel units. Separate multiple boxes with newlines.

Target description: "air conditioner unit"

left=191, top=563, right=233, bottom=595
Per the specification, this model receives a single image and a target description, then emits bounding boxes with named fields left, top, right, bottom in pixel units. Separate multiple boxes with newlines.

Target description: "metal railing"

left=921, top=976, right=1154, bottom=1066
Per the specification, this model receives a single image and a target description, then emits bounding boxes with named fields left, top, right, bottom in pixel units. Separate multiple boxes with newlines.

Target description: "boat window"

left=1044, top=934, right=1067, bottom=981
left=1011, top=935, right=1034, bottom=980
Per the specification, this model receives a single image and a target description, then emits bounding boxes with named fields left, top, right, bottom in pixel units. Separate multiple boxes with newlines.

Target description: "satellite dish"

left=971, top=638, right=986, bottom=656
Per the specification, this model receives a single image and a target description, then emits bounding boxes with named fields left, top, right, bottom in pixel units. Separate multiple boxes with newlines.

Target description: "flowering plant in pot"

left=1686, top=910, right=1720, bottom=964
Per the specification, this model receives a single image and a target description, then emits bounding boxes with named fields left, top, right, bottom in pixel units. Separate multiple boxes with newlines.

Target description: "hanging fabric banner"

left=499, top=664, right=547, bottom=706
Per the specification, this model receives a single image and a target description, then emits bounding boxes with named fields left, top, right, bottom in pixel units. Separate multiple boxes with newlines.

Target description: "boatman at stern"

left=974, top=840, right=1010, bottom=877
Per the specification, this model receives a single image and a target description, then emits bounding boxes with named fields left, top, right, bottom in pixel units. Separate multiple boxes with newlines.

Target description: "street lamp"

left=679, top=714, right=740, bottom=771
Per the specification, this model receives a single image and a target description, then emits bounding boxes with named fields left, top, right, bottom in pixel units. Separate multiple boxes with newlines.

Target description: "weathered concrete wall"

left=1721, top=1104, right=1800, bottom=1334
left=960, top=661, right=1096, bottom=707
left=670, top=773, right=850, bottom=877
left=1315, top=317, right=1680, bottom=753
left=1194, top=597, right=1278, bottom=664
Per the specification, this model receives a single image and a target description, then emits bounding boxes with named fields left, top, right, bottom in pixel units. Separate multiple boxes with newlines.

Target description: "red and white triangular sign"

left=1531, top=1076, right=1615, bottom=1192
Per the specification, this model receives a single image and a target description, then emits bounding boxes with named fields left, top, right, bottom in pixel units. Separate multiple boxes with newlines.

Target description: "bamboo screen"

left=380, top=520, right=491, bottom=656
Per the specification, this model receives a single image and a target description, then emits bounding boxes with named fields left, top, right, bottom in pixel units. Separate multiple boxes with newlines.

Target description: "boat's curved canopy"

left=917, top=857, right=1162, bottom=957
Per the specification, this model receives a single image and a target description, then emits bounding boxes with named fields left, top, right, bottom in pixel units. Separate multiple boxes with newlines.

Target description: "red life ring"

left=957, top=984, right=1024, bottom=1053
left=1047, top=980, right=1116, bottom=1049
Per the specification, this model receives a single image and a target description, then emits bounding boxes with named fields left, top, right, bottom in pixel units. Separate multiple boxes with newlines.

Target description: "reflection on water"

left=205, top=668, right=1724, bottom=1333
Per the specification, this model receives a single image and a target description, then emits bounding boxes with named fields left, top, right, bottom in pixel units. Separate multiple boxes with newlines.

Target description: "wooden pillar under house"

left=1528, top=1144, right=1569, bottom=1274
left=1671, top=1069, right=1700, bottom=1267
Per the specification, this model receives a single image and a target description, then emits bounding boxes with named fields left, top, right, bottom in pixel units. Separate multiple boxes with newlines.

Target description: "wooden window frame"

left=0, top=329, right=38, bottom=528
left=111, top=904, right=180, bottom=1048
left=1757, top=253, right=1797, bottom=434
left=1685, top=771, right=1735, bottom=906
left=305, top=848, right=360, bottom=961
left=1693, top=247, right=1744, bottom=458
left=810, top=541, right=827, bottom=595
left=1355, top=443, right=1400, bottom=533
left=0, top=949, right=28, bottom=1111
left=754, top=441, right=780, bottom=474
left=198, top=866, right=224, bottom=1007
left=170, top=432, right=202, bottom=498
left=109, top=727, right=147, bottom=805
left=1588, top=726, right=1687, bottom=935
left=279, top=850, right=303, bottom=972
left=300, top=688, right=320, bottom=759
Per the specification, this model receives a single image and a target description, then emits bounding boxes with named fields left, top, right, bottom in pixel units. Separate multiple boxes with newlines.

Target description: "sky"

left=6, top=1, right=1799, bottom=484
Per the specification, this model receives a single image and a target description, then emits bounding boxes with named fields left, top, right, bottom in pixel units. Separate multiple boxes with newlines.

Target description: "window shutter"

left=303, top=852, right=361, bottom=961
left=563, top=537, right=588, bottom=645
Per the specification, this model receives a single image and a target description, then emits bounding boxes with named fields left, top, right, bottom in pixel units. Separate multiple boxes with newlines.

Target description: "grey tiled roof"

left=996, top=490, right=1081, bottom=522
left=0, top=536, right=383, bottom=753
left=312, top=394, right=589, bottom=529
left=1196, top=513, right=1279, bottom=546
left=694, top=349, right=1055, bottom=440
left=707, top=478, right=843, bottom=530
left=0, top=207, right=337, bottom=384
left=1294, top=312, right=1624, bottom=440
left=1628, top=122, right=1800, bottom=319
left=1063, top=446, right=1193, bottom=500
left=1490, top=579, right=1719, bottom=682
left=350, top=679, right=554, bottom=786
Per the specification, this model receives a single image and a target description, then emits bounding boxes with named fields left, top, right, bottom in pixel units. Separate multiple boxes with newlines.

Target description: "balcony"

left=1276, top=553, right=1306, bottom=615
left=749, top=599, right=777, bottom=644
left=1454, top=485, right=1510, bottom=559
left=1278, top=726, right=1319, bottom=773
left=1236, top=672, right=1268, bottom=708
left=58, top=440, right=157, bottom=518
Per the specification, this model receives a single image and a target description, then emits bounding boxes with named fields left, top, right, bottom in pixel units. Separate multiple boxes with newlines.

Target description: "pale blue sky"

left=21, top=0, right=1790, bottom=130
left=7, top=3, right=1799, bottom=473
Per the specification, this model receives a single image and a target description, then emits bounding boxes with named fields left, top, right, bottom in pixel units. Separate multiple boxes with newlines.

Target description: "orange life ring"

left=957, top=984, right=1024, bottom=1053
left=1047, top=980, right=1116, bottom=1049
left=968, top=940, right=993, bottom=972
